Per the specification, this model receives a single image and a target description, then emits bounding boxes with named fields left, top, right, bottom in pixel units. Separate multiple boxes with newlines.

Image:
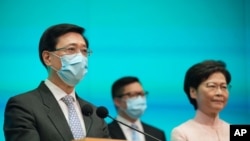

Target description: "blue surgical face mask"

left=123, top=96, right=147, bottom=119
left=51, top=52, right=88, bottom=86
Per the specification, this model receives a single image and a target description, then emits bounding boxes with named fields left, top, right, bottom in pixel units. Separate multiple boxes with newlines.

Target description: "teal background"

left=0, top=0, right=249, bottom=140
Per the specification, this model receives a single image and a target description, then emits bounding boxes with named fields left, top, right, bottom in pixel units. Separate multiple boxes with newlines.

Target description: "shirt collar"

left=44, top=79, right=76, bottom=102
left=117, top=115, right=141, bottom=129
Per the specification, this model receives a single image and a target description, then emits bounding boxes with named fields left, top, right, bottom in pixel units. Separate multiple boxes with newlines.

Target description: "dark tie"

left=131, top=124, right=139, bottom=141
left=62, top=95, right=84, bottom=139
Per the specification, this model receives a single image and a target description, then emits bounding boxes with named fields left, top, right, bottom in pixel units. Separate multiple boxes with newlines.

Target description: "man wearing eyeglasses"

left=108, top=76, right=166, bottom=141
left=4, top=23, right=110, bottom=141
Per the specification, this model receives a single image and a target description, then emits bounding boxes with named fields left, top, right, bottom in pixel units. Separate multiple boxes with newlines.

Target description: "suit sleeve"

left=87, top=111, right=110, bottom=138
left=4, top=97, right=40, bottom=141
left=98, top=117, right=110, bottom=138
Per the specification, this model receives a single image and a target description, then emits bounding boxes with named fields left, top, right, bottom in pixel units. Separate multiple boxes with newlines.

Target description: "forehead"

left=57, top=32, right=86, bottom=47
left=204, top=72, right=227, bottom=83
left=122, top=82, right=143, bottom=92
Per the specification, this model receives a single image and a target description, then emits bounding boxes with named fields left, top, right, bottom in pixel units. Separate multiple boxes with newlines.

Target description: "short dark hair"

left=38, top=23, right=89, bottom=69
left=111, top=76, right=141, bottom=99
left=184, top=60, right=231, bottom=110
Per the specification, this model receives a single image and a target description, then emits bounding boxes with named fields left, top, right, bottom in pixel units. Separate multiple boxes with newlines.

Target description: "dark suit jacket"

left=108, top=120, right=166, bottom=141
left=4, top=81, right=110, bottom=141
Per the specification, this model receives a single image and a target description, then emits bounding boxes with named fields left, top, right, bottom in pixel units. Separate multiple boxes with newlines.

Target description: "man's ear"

left=43, top=51, right=52, bottom=66
left=114, top=98, right=121, bottom=107
left=190, top=87, right=197, bottom=99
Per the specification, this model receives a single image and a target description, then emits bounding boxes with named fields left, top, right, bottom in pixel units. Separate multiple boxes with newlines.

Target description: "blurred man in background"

left=108, top=76, right=166, bottom=141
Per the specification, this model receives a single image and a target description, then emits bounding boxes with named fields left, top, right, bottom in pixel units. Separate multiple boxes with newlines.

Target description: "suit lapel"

left=110, top=121, right=126, bottom=139
left=76, top=96, right=92, bottom=136
left=142, top=123, right=150, bottom=141
left=142, top=122, right=154, bottom=141
left=38, top=82, right=73, bottom=141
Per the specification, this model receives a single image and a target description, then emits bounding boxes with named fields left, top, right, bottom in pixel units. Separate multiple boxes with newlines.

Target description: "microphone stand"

left=108, top=115, right=162, bottom=141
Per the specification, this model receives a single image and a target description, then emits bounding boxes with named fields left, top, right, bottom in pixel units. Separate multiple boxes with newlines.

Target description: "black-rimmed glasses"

left=117, top=91, right=149, bottom=98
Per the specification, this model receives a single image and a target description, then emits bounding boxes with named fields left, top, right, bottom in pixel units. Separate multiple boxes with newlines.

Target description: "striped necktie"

left=62, top=95, right=84, bottom=139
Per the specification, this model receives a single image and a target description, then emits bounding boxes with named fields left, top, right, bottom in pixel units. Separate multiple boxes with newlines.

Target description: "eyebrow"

left=206, top=82, right=227, bottom=85
left=64, top=43, right=87, bottom=48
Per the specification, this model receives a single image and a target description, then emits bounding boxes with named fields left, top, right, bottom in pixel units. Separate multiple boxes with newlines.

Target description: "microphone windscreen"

left=96, top=106, right=109, bottom=118
left=82, top=104, right=93, bottom=116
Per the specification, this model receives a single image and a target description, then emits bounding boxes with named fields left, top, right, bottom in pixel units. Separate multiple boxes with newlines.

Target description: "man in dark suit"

left=108, top=76, right=166, bottom=141
left=4, top=23, right=110, bottom=141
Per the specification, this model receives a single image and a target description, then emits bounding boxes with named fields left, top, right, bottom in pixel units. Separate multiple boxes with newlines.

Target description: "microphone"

left=96, top=106, right=162, bottom=141
left=82, top=104, right=93, bottom=116
left=81, top=104, right=93, bottom=137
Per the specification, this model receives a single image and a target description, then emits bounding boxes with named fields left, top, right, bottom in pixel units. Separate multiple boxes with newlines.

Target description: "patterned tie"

left=131, top=124, right=139, bottom=141
left=62, top=95, right=84, bottom=139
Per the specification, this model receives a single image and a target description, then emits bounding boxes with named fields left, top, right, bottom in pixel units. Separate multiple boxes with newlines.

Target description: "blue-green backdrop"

left=0, top=0, right=249, bottom=140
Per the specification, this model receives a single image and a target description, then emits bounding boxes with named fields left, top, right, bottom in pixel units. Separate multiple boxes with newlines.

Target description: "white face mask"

left=51, top=52, right=88, bottom=86
left=123, top=96, right=147, bottom=119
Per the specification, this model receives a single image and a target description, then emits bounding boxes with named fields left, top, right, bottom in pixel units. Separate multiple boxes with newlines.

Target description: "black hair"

left=111, top=76, right=141, bottom=99
left=184, top=60, right=231, bottom=110
left=38, top=23, right=89, bottom=69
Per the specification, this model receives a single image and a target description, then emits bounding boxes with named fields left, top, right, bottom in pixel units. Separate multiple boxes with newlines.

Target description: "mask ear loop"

left=50, top=52, right=61, bottom=58
left=49, top=52, right=61, bottom=72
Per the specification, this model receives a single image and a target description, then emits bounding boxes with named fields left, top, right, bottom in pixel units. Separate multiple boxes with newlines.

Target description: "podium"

left=73, top=137, right=126, bottom=141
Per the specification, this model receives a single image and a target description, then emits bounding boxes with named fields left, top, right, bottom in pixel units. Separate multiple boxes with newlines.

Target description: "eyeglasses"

left=204, top=82, right=231, bottom=92
left=117, top=91, right=149, bottom=98
left=54, top=45, right=92, bottom=56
